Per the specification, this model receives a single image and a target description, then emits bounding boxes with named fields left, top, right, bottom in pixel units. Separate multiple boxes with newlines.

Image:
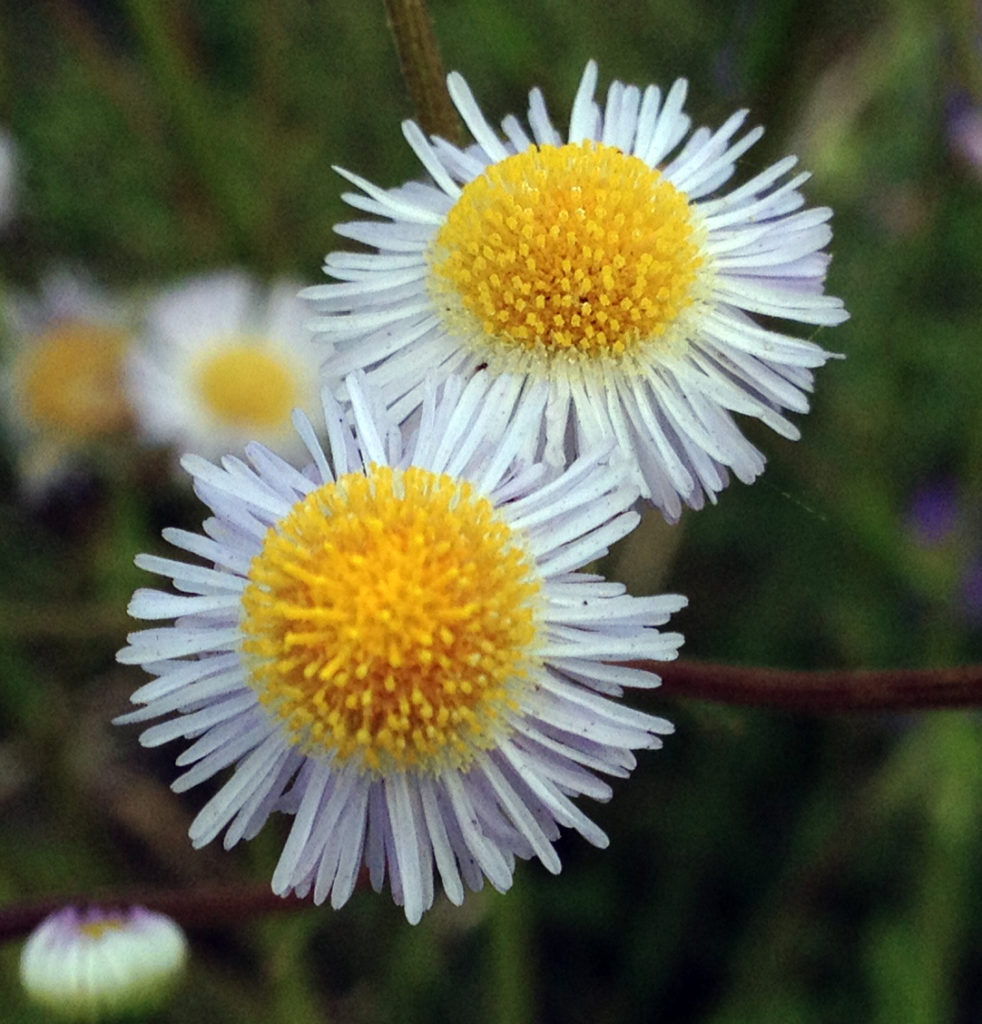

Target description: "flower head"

left=19, top=905, right=187, bottom=1021
left=126, top=271, right=320, bottom=464
left=305, top=61, right=848, bottom=520
left=1, top=270, right=135, bottom=491
left=117, top=372, right=685, bottom=923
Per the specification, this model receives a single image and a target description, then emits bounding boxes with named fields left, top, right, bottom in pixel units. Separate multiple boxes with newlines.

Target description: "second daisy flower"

left=306, top=61, right=848, bottom=520
left=117, top=372, right=686, bottom=923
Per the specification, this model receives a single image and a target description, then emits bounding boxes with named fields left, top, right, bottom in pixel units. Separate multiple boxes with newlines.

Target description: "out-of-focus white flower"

left=126, top=271, right=321, bottom=465
left=19, top=905, right=188, bottom=1021
left=949, top=101, right=982, bottom=178
left=1, top=269, right=135, bottom=492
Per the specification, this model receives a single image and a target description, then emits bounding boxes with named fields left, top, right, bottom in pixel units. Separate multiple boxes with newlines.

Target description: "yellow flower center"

left=21, top=321, right=131, bottom=437
left=79, top=918, right=126, bottom=940
left=241, top=464, right=542, bottom=774
left=194, top=341, right=299, bottom=430
left=428, top=140, right=703, bottom=364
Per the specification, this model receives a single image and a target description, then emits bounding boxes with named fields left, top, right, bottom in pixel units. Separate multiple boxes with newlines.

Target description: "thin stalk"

left=0, top=884, right=314, bottom=944
left=651, top=660, right=982, bottom=712
left=383, top=0, right=460, bottom=140
left=488, top=884, right=534, bottom=1024
left=120, top=1, right=255, bottom=252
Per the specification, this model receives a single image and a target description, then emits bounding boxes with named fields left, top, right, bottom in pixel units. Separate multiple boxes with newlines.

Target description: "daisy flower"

left=19, top=905, right=188, bottom=1021
left=305, top=61, right=849, bottom=520
left=116, top=372, right=686, bottom=924
left=1, top=269, right=134, bottom=491
left=126, top=271, right=320, bottom=464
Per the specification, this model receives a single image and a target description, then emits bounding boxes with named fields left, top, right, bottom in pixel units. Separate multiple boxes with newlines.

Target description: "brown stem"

left=0, top=883, right=314, bottom=944
left=3, top=663, right=979, bottom=943
left=649, top=659, right=982, bottom=712
left=383, top=0, right=461, bottom=140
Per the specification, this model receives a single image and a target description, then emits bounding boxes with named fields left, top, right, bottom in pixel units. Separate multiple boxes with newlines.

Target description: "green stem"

left=488, top=883, right=534, bottom=1024
left=120, top=1, right=254, bottom=252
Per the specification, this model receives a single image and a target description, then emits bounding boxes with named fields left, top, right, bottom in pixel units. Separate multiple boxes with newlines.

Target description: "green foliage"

left=1, top=0, right=981, bottom=1021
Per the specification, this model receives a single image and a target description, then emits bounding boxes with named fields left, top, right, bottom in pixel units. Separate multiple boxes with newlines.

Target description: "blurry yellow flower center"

left=22, top=321, right=130, bottom=437
left=429, top=141, right=703, bottom=361
left=194, top=341, right=298, bottom=429
left=241, top=464, right=541, bottom=774
left=78, top=918, right=125, bottom=940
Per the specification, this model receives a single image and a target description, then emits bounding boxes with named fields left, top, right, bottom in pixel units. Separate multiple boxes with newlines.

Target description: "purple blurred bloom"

left=948, top=98, right=982, bottom=177
left=906, top=479, right=960, bottom=547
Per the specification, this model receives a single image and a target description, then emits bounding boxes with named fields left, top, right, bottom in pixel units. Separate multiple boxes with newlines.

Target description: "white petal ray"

left=402, top=120, right=462, bottom=199
left=333, top=165, right=444, bottom=225
left=447, top=72, right=510, bottom=162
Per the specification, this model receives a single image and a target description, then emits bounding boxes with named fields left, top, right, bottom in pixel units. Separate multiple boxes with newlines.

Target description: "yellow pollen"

left=241, top=464, right=542, bottom=774
left=194, top=341, right=298, bottom=429
left=429, top=141, right=703, bottom=361
left=21, top=321, right=131, bottom=437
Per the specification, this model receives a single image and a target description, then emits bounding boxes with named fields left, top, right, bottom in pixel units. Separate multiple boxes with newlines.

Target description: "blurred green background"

left=2, top=0, right=982, bottom=1021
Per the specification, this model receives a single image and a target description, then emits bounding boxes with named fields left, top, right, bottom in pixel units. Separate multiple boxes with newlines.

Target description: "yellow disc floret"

left=21, top=321, right=131, bottom=438
left=194, top=341, right=298, bottom=429
left=78, top=917, right=126, bottom=940
left=241, top=464, right=542, bottom=774
left=429, top=141, right=703, bottom=363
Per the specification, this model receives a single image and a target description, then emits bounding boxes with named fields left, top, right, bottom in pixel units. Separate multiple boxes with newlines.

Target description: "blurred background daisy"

left=2, top=2, right=982, bottom=1022
left=1, top=269, right=136, bottom=492
left=126, top=271, right=320, bottom=464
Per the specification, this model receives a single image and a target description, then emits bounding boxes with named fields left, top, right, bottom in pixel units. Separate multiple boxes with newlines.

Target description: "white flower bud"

left=19, top=905, right=188, bottom=1021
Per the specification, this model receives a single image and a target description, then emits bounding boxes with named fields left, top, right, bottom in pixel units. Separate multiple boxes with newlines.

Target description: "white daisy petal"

left=329, top=781, right=371, bottom=909
left=499, top=740, right=609, bottom=846
left=401, top=120, right=462, bottom=199
left=116, top=667, right=247, bottom=725
left=188, top=730, right=287, bottom=848
left=569, top=60, right=600, bottom=143
left=419, top=775, right=466, bottom=906
left=333, top=218, right=432, bottom=253
left=226, top=746, right=302, bottom=847
left=527, top=86, right=562, bottom=146
left=171, top=717, right=272, bottom=796
left=272, top=758, right=333, bottom=894
left=333, top=166, right=445, bottom=225
left=446, top=73, right=511, bottom=163
left=500, top=113, right=532, bottom=151
left=642, top=77, right=690, bottom=165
